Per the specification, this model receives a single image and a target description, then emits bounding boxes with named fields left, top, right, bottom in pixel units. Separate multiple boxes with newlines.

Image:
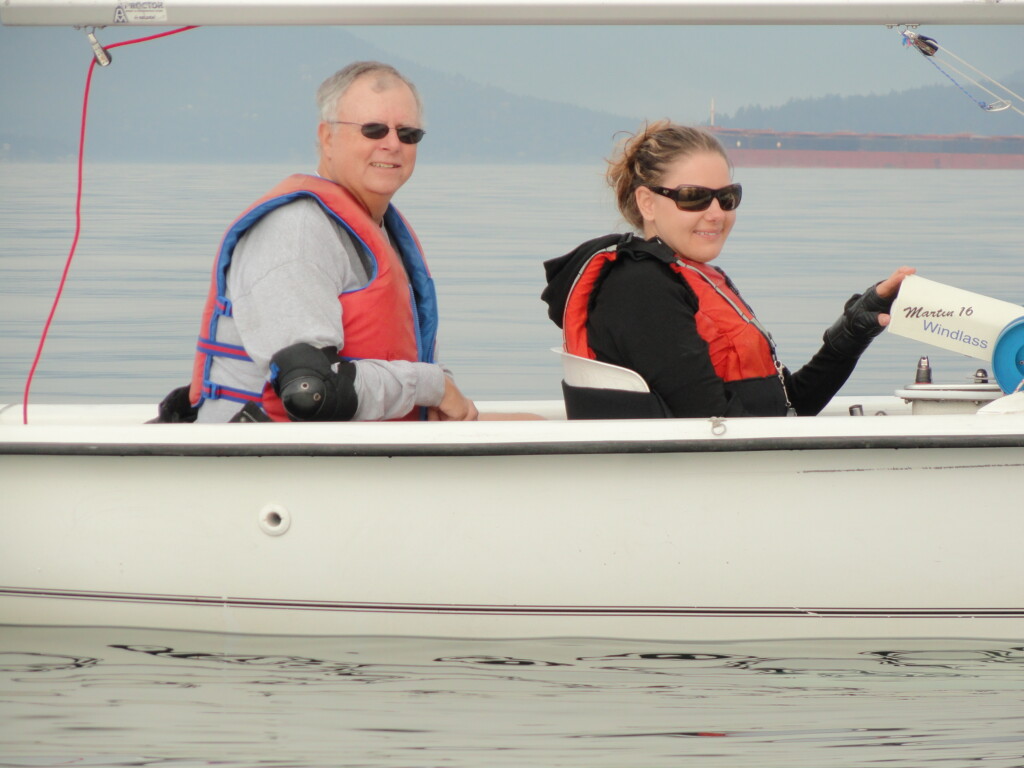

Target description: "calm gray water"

left=1, top=163, right=1024, bottom=766
left=2, top=162, right=1022, bottom=405
left=2, top=628, right=1024, bottom=767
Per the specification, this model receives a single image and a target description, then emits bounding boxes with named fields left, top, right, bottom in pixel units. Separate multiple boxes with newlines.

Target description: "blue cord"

left=902, top=34, right=994, bottom=111
left=925, top=57, right=994, bottom=111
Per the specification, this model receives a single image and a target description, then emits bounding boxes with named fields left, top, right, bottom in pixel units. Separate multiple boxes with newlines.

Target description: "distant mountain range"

left=1, top=26, right=1021, bottom=164
left=718, top=72, right=1024, bottom=136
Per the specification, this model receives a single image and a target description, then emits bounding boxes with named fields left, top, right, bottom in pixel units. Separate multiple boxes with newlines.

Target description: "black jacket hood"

left=540, top=234, right=676, bottom=328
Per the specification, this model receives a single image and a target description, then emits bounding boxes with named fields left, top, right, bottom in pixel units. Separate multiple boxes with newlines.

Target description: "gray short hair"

left=316, top=61, right=423, bottom=123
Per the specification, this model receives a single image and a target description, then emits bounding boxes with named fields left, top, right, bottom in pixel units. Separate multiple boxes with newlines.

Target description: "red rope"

left=22, top=26, right=198, bottom=425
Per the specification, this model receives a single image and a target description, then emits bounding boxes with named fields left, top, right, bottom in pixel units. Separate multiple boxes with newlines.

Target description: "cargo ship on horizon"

left=707, top=126, right=1024, bottom=169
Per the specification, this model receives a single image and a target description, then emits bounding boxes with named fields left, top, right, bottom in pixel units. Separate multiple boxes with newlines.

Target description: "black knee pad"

left=270, top=343, right=358, bottom=421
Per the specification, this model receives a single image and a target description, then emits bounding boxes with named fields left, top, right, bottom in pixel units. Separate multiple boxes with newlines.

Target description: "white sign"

left=113, top=1, right=168, bottom=23
left=887, top=275, right=1023, bottom=362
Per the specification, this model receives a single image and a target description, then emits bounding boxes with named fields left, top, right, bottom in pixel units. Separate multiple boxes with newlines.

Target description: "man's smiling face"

left=317, top=73, right=421, bottom=222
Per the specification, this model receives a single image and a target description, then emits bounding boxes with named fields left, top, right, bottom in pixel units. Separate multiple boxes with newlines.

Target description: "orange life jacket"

left=562, top=246, right=778, bottom=383
left=189, top=174, right=437, bottom=421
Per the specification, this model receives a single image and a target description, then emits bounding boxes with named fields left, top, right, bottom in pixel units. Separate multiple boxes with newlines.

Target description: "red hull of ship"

left=727, top=149, right=1024, bottom=169
left=708, top=127, right=1024, bottom=169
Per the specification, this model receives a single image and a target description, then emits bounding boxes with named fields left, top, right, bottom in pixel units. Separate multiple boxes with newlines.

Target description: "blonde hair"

left=606, top=121, right=731, bottom=231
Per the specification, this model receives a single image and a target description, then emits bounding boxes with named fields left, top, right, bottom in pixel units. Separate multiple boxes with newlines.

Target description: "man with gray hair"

left=185, top=61, right=478, bottom=423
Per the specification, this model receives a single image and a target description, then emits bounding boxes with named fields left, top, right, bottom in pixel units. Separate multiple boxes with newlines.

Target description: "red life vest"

left=189, top=174, right=437, bottom=421
left=562, top=246, right=777, bottom=383
left=668, top=257, right=778, bottom=382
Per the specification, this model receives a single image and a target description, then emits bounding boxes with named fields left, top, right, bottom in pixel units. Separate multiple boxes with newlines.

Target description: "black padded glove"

left=822, top=284, right=894, bottom=358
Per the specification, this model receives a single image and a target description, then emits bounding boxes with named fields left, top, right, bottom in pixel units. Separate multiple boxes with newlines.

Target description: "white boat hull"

left=3, top=398, right=1023, bottom=641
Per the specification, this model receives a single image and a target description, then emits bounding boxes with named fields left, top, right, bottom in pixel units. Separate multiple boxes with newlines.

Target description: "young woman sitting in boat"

left=541, top=121, right=915, bottom=419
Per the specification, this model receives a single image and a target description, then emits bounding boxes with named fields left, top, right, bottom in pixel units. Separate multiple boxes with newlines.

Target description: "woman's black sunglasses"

left=329, top=120, right=426, bottom=145
left=646, top=183, right=742, bottom=212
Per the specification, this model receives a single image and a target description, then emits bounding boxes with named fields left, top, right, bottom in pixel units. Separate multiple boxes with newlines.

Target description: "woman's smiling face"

left=635, top=151, right=737, bottom=264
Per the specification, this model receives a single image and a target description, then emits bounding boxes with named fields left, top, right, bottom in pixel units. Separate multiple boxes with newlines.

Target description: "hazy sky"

left=342, top=25, right=1023, bottom=122
left=1, top=22, right=1021, bottom=128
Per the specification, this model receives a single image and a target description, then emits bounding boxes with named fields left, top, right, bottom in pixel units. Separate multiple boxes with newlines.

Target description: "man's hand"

left=427, top=376, right=479, bottom=421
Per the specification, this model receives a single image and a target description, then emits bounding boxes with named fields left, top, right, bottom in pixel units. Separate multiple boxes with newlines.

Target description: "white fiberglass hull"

left=2, top=398, right=1023, bottom=641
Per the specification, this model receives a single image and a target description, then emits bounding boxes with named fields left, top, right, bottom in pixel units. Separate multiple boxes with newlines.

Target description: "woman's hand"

left=875, top=266, right=916, bottom=327
left=823, top=266, right=916, bottom=356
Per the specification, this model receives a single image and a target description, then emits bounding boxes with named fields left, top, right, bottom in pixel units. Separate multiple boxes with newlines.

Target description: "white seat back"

left=552, top=347, right=650, bottom=393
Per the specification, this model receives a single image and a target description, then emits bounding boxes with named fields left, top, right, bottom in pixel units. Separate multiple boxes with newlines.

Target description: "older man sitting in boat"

left=180, top=61, right=478, bottom=424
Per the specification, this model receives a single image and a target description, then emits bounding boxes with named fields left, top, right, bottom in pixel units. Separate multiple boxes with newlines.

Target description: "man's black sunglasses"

left=329, top=120, right=426, bottom=145
left=646, top=183, right=742, bottom=212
